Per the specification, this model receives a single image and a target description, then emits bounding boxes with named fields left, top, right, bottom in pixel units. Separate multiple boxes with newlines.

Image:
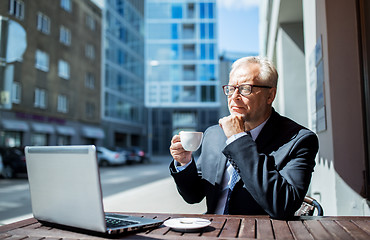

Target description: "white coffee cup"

left=180, top=131, right=203, bottom=152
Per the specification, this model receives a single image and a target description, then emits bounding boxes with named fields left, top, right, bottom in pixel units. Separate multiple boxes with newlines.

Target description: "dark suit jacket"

left=170, top=109, right=319, bottom=219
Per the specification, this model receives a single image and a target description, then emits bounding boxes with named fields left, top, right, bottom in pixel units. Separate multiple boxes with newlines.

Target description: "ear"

left=267, top=87, right=276, bottom=105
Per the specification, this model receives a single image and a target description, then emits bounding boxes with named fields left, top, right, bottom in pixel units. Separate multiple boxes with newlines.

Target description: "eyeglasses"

left=222, top=84, right=272, bottom=97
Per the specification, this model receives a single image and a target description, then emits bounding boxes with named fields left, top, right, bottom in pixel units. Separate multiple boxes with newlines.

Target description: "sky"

left=216, top=0, right=260, bottom=54
left=91, top=0, right=260, bottom=54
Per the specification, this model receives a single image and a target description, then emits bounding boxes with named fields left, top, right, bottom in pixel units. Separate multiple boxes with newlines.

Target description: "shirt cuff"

left=226, top=132, right=247, bottom=145
left=174, top=159, right=193, bottom=172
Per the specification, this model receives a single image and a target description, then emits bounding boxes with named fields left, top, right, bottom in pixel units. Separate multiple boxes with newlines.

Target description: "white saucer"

left=164, top=218, right=211, bottom=232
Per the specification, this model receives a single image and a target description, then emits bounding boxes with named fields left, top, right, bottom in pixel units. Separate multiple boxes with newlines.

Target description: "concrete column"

left=275, top=23, right=308, bottom=127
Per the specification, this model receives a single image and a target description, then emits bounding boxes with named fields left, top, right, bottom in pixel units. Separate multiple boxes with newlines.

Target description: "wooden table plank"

left=271, top=219, right=294, bottom=239
left=288, top=220, right=314, bottom=240
left=218, top=217, right=241, bottom=238
left=238, top=217, right=255, bottom=238
left=336, top=220, right=370, bottom=240
left=352, top=219, right=370, bottom=235
left=319, top=220, right=354, bottom=240
left=201, top=216, right=225, bottom=237
left=304, top=220, right=333, bottom=239
left=256, top=219, right=274, bottom=239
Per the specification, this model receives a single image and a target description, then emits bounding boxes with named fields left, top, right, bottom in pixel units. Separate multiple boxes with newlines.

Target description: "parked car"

left=0, top=147, right=27, bottom=178
left=116, top=147, right=149, bottom=164
left=116, top=147, right=141, bottom=164
left=131, top=147, right=150, bottom=163
left=96, top=146, right=127, bottom=167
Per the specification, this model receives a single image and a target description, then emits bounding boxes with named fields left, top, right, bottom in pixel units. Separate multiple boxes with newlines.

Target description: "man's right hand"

left=169, top=134, right=192, bottom=166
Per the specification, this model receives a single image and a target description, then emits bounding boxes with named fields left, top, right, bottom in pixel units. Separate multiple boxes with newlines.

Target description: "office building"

left=100, top=0, right=146, bottom=149
left=145, top=0, right=219, bottom=154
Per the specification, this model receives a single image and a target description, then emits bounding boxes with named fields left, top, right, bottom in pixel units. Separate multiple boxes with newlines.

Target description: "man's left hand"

left=218, top=115, right=245, bottom=138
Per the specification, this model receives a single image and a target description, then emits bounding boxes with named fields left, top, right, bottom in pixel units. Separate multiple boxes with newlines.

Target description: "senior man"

left=169, top=56, right=319, bottom=219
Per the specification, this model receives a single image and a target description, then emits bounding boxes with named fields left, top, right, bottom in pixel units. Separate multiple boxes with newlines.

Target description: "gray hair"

left=229, top=56, right=278, bottom=87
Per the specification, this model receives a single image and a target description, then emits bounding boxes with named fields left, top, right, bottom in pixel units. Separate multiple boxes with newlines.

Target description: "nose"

left=230, top=87, right=241, bottom=99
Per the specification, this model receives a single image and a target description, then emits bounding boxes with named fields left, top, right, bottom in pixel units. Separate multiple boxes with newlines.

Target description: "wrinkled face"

left=227, top=63, right=276, bottom=128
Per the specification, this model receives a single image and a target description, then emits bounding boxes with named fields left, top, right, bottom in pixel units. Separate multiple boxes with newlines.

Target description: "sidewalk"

left=104, top=177, right=206, bottom=214
left=104, top=154, right=206, bottom=214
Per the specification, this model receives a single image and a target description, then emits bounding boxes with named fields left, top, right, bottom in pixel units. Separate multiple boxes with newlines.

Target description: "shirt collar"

left=249, top=117, right=269, bottom=141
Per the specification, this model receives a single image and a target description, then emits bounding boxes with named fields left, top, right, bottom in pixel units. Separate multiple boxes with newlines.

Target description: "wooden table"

left=0, top=213, right=369, bottom=239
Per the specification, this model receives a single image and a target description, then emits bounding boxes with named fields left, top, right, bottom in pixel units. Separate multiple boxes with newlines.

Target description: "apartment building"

left=0, top=0, right=103, bottom=146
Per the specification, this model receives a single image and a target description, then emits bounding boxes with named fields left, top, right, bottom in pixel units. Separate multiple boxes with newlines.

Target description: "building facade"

left=145, top=0, right=219, bottom=155
left=100, top=0, right=146, bottom=150
left=260, top=0, right=370, bottom=215
left=0, top=0, right=103, bottom=147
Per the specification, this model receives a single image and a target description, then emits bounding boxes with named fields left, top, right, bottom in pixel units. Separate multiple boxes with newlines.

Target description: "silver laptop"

left=25, top=145, right=162, bottom=235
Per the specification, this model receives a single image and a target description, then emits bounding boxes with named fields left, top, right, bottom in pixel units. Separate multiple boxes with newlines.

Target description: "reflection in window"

left=8, top=0, right=24, bottom=20
left=12, top=82, right=21, bottom=104
left=35, top=50, right=49, bottom=72
left=37, top=12, right=50, bottom=34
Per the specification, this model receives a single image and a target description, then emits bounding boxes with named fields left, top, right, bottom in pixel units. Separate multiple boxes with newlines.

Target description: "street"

left=0, top=156, right=206, bottom=225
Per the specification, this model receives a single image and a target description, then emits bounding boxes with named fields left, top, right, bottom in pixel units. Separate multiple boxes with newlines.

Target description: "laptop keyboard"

left=105, top=217, right=138, bottom=228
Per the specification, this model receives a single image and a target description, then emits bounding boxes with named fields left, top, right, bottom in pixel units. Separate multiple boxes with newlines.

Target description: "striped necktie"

left=223, top=161, right=239, bottom=214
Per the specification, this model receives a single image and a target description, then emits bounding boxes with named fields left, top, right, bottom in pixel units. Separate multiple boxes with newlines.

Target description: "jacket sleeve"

left=223, top=130, right=318, bottom=219
left=169, top=158, right=206, bottom=204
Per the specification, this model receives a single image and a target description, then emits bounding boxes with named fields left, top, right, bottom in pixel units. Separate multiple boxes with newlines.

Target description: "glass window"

left=57, top=135, right=71, bottom=145
left=60, top=0, right=72, bottom=12
left=37, top=12, right=50, bottom=34
left=148, top=23, right=172, bottom=39
left=182, top=86, right=196, bottom=102
left=200, top=23, right=206, bottom=39
left=86, top=102, right=95, bottom=118
left=57, top=95, right=68, bottom=113
left=198, top=64, right=216, bottom=81
left=86, top=14, right=96, bottom=31
left=60, top=26, right=71, bottom=46
left=208, top=3, right=214, bottom=18
left=12, top=82, right=21, bottom=104
left=201, top=85, right=216, bottom=102
left=58, top=60, right=70, bottom=79
left=8, top=0, right=24, bottom=20
left=171, top=4, right=182, bottom=18
left=31, top=133, right=48, bottom=146
left=34, top=88, right=47, bottom=109
left=85, top=44, right=95, bottom=60
left=35, top=50, right=49, bottom=72
left=200, top=44, right=206, bottom=60
left=200, top=3, right=205, bottom=19
left=85, top=73, right=95, bottom=89
left=171, top=24, right=178, bottom=39
left=147, top=3, right=172, bottom=19
left=209, top=23, right=214, bottom=39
